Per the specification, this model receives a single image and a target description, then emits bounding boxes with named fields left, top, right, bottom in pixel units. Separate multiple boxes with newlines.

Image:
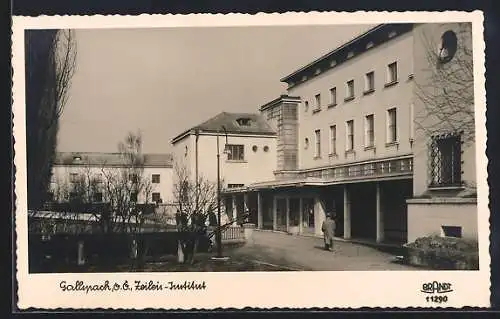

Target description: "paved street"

left=231, top=230, right=419, bottom=271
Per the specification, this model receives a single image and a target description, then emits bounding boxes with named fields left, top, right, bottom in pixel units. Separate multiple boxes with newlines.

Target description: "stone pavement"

left=231, top=230, right=419, bottom=271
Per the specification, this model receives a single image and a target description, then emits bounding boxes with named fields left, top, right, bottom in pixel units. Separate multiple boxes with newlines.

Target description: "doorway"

left=302, top=197, right=315, bottom=234
left=261, top=194, right=274, bottom=230
left=276, top=198, right=287, bottom=232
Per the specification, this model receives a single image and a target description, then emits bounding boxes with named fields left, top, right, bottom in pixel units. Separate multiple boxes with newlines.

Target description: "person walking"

left=321, top=212, right=336, bottom=252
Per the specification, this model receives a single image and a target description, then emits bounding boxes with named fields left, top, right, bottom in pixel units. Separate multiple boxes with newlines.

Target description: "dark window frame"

left=314, top=93, right=322, bottom=111
left=69, top=173, right=79, bottom=183
left=130, top=192, right=138, bottom=203
left=438, top=30, right=458, bottom=64
left=314, top=129, right=321, bottom=158
left=387, top=108, right=398, bottom=143
left=329, top=87, right=337, bottom=106
left=387, top=62, right=398, bottom=84
left=441, top=225, right=462, bottom=238
left=152, top=192, right=161, bottom=203
left=346, top=120, right=355, bottom=151
left=346, top=80, right=355, bottom=100
left=227, top=144, right=245, bottom=161
left=93, top=192, right=103, bottom=202
left=365, top=71, right=375, bottom=92
left=329, top=125, right=337, bottom=155
left=152, top=174, right=161, bottom=183
left=429, top=133, right=463, bottom=188
left=365, top=114, right=375, bottom=147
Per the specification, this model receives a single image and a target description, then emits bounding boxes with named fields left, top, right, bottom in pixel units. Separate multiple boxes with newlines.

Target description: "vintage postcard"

left=12, top=11, right=489, bottom=309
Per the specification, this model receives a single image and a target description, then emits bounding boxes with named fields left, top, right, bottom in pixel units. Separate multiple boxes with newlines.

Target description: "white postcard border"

left=12, top=11, right=489, bottom=309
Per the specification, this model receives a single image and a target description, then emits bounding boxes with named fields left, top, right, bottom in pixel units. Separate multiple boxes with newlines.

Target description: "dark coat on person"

left=321, top=216, right=336, bottom=242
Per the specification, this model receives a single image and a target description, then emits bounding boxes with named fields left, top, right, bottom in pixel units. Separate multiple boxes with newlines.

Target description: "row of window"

left=227, top=144, right=245, bottom=161
left=310, top=108, right=398, bottom=158
left=305, top=61, right=399, bottom=112
left=227, top=183, right=245, bottom=188
left=49, top=191, right=164, bottom=204
left=310, top=125, right=463, bottom=188
left=62, top=192, right=162, bottom=203
left=67, top=173, right=162, bottom=184
left=224, top=144, right=270, bottom=161
left=129, top=192, right=163, bottom=203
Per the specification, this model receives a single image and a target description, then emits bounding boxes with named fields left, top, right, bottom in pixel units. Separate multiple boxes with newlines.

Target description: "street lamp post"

left=214, top=126, right=229, bottom=260
left=195, top=129, right=199, bottom=215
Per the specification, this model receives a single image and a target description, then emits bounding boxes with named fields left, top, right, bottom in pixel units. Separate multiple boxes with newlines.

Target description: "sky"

left=57, top=24, right=375, bottom=154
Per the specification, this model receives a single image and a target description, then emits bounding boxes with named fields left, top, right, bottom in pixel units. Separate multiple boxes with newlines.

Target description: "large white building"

left=170, top=22, right=478, bottom=245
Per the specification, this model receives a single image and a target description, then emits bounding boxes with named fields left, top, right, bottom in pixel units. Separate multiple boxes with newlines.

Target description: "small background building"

left=50, top=152, right=174, bottom=206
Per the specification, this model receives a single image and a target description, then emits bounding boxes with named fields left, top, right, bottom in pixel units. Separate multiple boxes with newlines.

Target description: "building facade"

left=50, top=152, right=174, bottom=205
left=172, top=23, right=477, bottom=245
left=171, top=112, right=278, bottom=223
left=406, top=23, right=477, bottom=242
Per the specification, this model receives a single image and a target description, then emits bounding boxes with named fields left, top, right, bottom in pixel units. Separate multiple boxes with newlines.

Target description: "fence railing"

left=221, top=226, right=245, bottom=241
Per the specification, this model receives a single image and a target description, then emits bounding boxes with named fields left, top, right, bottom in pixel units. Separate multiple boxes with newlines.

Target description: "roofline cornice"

left=259, top=95, right=302, bottom=112
left=171, top=129, right=196, bottom=145
left=172, top=125, right=277, bottom=145
left=195, top=131, right=277, bottom=138
left=280, top=23, right=414, bottom=87
left=53, top=163, right=173, bottom=168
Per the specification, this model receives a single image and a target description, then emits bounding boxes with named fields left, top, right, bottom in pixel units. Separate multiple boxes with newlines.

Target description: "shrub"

left=405, top=235, right=479, bottom=270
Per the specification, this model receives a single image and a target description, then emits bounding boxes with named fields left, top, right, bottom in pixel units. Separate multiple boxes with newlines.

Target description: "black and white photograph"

left=12, top=11, right=489, bottom=309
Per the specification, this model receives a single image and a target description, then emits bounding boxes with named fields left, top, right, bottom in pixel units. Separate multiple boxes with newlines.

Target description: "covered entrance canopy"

left=222, top=155, right=413, bottom=244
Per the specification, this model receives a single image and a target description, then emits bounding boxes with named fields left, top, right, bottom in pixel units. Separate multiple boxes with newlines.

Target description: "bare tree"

left=172, top=163, right=220, bottom=264
left=414, top=23, right=474, bottom=145
left=39, top=132, right=155, bottom=236
left=26, top=29, right=77, bottom=210
left=100, top=131, right=154, bottom=234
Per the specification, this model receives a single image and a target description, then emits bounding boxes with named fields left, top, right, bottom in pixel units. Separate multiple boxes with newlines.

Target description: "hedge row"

left=405, top=236, right=479, bottom=270
left=28, top=232, right=212, bottom=272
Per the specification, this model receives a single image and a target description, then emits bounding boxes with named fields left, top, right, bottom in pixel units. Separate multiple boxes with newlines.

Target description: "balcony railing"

left=221, top=226, right=245, bottom=241
left=299, top=157, right=413, bottom=181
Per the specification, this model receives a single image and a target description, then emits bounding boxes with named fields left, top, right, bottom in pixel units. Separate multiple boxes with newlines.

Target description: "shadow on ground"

left=31, top=252, right=294, bottom=273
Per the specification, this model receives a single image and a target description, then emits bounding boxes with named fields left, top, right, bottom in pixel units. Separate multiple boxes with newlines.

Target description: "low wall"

left=29, top=226, right=249, bottom=273
left=406, top=197, right=478, bottom=243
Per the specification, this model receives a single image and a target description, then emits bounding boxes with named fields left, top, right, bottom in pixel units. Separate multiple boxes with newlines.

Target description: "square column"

left=376, top=182, right=385, bottom=243
left=257, top=192, right=263, bottom=229
left=272, top=196, right=278, bottom=231
left=243, top=192, right=249, bottom=212
left=315, top=196, right=326, bottom=236
left=343, top=186, right=351, bottom=239
left=299, top=197, right=304, bottom=234
left=285, top=197, right=290, bottom=233
left=243, top=192, right=249, bottom=224
left=232, top=195, right=237, bottom=223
